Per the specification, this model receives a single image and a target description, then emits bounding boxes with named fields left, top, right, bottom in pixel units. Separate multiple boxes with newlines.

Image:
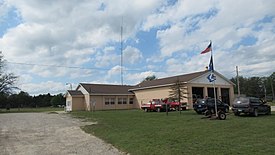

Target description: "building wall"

left=72, top=97, right=85, bottom=111
left=70, top=72, right=234, bottom=111
left=65, top=95, right=72, bottom=111
left=186, top=83, right=234, bottom=107
left=133, top=86, right=189, bottom=108
left=133, top=83, right=234, bottom=109
left=88, top=95, right=137, bottom=111
left=66, top=94, right=85, bottom=111
left=76, top=85, right=91, bottom=111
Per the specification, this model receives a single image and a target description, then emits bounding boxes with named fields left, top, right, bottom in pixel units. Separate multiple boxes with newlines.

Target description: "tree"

left=169, top=78, right=188, bottom=114
left=0, top=52, right=18, bottom=94
left=51, top=93, right=65, bottom=107
left=17, top=91, right=32, bottom=108
left=230, top=74, right=275, bottom=100
left=142, top=75, right=157, bottom=82
left=0, top=92, right=8, bottom=108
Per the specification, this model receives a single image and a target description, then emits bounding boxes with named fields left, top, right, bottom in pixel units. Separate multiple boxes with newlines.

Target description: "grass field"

left=268, top=101, right=275, bottom=106
left=0, top=107, right=64, bottom=113
left=72, top=110, right=275, bottom=155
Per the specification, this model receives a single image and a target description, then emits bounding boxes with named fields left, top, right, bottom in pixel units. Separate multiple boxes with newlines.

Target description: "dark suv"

left=232, top=97, right=271, bottom=117
left=193, top=98, right=229, bottom=114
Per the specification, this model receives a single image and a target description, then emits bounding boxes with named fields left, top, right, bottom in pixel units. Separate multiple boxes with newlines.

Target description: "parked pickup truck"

left=141, top=99, right=169, bottom=112
left=162, top=98, right=187, bottom=111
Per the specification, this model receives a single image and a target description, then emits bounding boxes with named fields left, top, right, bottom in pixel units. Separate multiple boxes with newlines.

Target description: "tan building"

left=65, top=70, right=235, bottom=111
left=65, top=83, right=137, bottom=111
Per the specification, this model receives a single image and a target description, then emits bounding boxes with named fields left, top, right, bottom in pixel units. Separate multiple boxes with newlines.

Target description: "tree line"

left=0, top=91, right=65, bottom=109
left=0, top=53, right=65, bottom=109
left=230, top=72, right=275, bottom=100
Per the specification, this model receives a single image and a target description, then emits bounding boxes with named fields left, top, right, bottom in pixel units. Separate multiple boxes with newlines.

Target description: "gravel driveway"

left=0, top=112, right=124, bottom=155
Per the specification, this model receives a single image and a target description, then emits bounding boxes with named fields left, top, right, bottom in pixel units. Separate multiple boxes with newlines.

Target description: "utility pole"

left=271, top=78, right=275, bottom=101
left=236, top=66, right=240, bottom=96
left=120, top=17, right=124, bottom=85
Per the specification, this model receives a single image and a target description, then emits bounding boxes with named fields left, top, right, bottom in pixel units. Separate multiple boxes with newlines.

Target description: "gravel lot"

left=0, top=112, right=124, bottom=155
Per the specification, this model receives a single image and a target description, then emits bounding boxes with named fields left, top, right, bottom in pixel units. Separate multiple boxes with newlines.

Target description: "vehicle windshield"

left=197, top=99, right=206, bottom=104
left=234, top=97, right=249, bottom=104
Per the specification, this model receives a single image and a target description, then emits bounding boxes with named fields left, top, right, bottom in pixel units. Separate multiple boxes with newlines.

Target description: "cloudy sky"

left=0, top=0, right=274, bottom=95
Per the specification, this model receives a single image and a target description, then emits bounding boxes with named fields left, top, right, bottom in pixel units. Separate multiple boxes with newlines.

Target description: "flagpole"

left=210, top=41, right=218, bottom=117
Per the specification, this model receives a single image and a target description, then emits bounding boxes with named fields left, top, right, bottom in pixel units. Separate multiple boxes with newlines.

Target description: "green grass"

left=71, top=110, right=275, bottom=155
left=0, top=107, right=64, bottom=113
left=268, top=101, right=275, bottom=106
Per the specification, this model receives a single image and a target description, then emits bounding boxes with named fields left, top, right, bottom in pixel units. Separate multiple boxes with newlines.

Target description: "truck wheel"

left=254, top=109, right=258, bottom=117
left=157, top=108, right=161, bottom=112
left=175, top=106, right=179, bottom=111
left=144, top=108, right=148, bottom=112
left=204, top=110, right=211, bottom=116
left=218, top=111, right=226, bottom=120
left=234, top=112, right=240, bottom=116
left=225, top=107, right=229, bottom=113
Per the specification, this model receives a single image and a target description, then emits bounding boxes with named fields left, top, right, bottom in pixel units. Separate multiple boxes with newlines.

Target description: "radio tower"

left=120, top=17, right=124, bottom=85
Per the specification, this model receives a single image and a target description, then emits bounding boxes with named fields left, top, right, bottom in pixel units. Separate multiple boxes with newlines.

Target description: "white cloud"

left=125, top=71, right=155, bottom=84
left=19, top=81, right=67, bottom=95
left=123, top=46, right=143, bottom=64
left=0, top=0, right=162, bottom=78
left=106, top=65, right=122, bottom=81
left=94, top=47, right=120, bottom=67
left=142, top=0, right=275, bottom=77
left=0, top=0, right=274, bottom=95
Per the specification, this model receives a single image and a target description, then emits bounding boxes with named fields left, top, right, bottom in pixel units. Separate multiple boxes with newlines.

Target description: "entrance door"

left=221, top=88, right=230, bottom=105
left=192, top=87, right=204, bottom=102
left=207, top=87, right=218, bottom=99
left=66, top=101, right=72, bottom=112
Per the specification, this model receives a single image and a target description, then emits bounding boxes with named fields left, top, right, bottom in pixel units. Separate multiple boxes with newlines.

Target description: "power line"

left=6, top=61, right=145, bottom=72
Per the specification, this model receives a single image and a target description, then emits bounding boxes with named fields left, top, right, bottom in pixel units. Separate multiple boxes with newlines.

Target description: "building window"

left=105, top=98, right=115, bottom=105
left=118, top=98, right=127, bottom=104
left=118, top=98, right=123, bottom=104
left=129, top=98, right=134, bottom=104
left=110, top=98, right=115, bottom=104
left=105, top=98, right=110, bottom=105
left=123, top=98, right=127, bottom=104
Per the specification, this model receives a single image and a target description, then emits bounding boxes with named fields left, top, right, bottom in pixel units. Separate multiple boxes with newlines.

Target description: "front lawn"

left=71, top=110, right=275, bottom=155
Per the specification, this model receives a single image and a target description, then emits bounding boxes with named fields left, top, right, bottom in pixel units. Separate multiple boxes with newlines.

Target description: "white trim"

left=129, top=82, right=187, bottom=91
left=90, top=94, right=135, bottom=96
left=187, top=71, right=235, bottom=86
left=77, top=84, right=90, bottom=94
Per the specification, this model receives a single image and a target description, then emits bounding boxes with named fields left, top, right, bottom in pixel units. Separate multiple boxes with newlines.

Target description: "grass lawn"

left=268, top=101, right=275, bottom=106
left=0, top=107, right=64, bottom=113
left=71, top=110, right=275, bottom=155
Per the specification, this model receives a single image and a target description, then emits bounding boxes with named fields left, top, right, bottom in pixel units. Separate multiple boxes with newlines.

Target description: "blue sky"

left=0, top=0, right=274, bottom=95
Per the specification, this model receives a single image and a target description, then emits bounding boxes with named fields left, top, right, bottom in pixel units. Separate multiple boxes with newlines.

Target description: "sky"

left=0, top=0, right=274, bottom=95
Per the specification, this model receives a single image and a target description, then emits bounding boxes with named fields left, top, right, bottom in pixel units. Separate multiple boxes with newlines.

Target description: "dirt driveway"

left=0, top=112, right=123, bottom=155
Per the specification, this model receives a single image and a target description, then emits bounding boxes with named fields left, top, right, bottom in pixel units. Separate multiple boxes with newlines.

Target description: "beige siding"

left=65, top=95, right=72, bottom=111
left=89, top=95, right=137, bottom=110
left=133, top=83, right=234, bottom=109
left=133, top=86, right=171, bottom=108
left=72, top=97, right=85, bottom=111
left=84, top=94, right=90, bottom=111
left=134, top=86, right=189, bottom=108
left=65, top=94, right=85, bottom=111
left=76, top=85, right=90, bottom=111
